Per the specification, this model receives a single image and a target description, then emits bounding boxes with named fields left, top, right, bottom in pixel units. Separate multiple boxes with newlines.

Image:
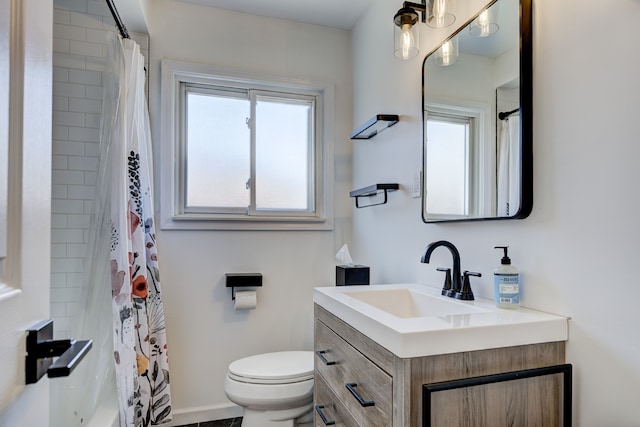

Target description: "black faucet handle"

left=456, top=271, right=481, bottom=301
left=436, top=267, right=453, bottom=297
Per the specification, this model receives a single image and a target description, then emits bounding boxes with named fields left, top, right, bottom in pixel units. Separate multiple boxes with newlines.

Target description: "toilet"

left=224, top=351, right=315, bottom=427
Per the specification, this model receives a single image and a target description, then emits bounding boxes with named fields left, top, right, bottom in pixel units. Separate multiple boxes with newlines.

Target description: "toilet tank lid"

left=228, top=351, right=314, bottom=381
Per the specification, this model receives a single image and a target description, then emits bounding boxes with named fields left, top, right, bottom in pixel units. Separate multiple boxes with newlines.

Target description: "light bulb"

left=470, top=8, right=499, bottom=37
left=442, top=41, right=452, bottom=64
left=401, top=23, right=414, bottom=60
left=478, top=11, right=491, bottom=36
left=433, top=0, right=446, bottom=27
left=436, top=39, right=458, bottom=66
left=427, top=0, right=455, bottom=28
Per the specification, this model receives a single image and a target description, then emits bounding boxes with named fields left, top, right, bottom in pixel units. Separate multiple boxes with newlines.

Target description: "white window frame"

left=160, top=60, right=335, bottom=231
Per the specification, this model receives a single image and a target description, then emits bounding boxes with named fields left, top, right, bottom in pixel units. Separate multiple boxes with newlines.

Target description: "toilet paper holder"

left=225, top=273, right=263, bottom=300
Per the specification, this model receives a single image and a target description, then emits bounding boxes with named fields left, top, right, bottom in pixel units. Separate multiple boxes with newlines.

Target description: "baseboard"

left=164, top=403, right=243, bottom=426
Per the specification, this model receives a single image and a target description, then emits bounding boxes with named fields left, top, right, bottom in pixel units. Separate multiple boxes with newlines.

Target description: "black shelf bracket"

left=349, top=183, right=399, bottom=208
left=25, top=320, right=93, bottom=384
left=350, top=114, right=399, bottom=139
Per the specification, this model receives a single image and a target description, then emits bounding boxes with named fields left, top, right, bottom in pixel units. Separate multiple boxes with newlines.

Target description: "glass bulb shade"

left=394, top=8, right=419, bottom=59
left=469, top=9, right=499, bottom=37
left=427, top=0, right=455, bottom=28
left=394, top=22, right=419, bottom=59
left=434, top=38, right=458, bottom=66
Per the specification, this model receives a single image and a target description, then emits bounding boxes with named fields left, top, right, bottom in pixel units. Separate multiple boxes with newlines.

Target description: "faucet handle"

left=457, top=271, right=481, bottom=301
left=436, top=267, right=453, bottom=297
left=464, top=271, right=482, bottom=278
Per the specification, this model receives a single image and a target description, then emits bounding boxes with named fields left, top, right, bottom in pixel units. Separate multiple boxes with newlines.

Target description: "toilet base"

left=241, top=403, right=313, bottom=427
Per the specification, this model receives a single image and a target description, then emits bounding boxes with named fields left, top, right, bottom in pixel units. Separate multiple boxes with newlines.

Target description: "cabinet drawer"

left=315, top=319, right=392, bottom=426
left=314, top=374, right=361, bottom=427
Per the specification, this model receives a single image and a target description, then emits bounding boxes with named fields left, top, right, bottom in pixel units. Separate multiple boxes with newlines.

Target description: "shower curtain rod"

left=105, top=0, right=130, bottom=39
left=498, top=108, right=519, bottom=120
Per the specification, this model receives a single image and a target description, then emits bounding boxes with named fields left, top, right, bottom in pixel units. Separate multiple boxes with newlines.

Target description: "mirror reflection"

left=422, top=0, right=532, bottom=222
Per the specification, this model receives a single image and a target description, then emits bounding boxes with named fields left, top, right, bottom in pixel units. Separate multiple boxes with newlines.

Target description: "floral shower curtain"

left=103, top=34, right=173, bottom=426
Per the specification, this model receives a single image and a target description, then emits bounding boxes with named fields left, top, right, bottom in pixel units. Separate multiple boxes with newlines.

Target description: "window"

left=425, top=113, right=471, bottom=217
left=160, top=60, right=334, bottom=230
left=423, top=98, right=492, bottom=221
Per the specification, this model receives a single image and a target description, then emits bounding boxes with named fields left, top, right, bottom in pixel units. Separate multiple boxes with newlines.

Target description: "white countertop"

left=313, top=283, right=569, bottom=358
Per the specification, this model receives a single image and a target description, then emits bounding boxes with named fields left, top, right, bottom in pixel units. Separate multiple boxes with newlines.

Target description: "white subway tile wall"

left=52, top=0, right=149, bottom=338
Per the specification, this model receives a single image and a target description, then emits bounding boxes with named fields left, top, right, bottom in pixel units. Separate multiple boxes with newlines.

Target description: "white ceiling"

left=172, top=0, right=377, bottom=29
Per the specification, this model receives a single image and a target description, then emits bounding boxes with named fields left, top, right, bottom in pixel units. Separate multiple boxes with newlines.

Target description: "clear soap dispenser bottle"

left=494, top=246, right=520, bottom=308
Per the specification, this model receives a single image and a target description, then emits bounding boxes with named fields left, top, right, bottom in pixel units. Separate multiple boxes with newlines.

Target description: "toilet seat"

left=228, top=351, right=314, bottom=385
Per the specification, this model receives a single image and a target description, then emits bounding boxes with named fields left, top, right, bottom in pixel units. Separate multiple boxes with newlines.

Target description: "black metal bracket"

left=25, top=320, right=93, bottom=384
left=350, top=114, right=399, bottom=139
left=403, top=0, right=428, bottom=23
left=422, top=363, right=572, bottom=427
left=225, top=273, right=262, bottom=301
left=349, top=183, right=400, bottom=208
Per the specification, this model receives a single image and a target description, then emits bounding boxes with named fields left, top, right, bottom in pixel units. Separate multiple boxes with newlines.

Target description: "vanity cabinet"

left=314, top=304, right=568, bottom=427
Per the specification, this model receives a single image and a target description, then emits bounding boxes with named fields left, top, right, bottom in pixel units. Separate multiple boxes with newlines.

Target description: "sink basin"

left=313, top=283, right=568, bottom=358
left=343, top=288, right=486, bottom=318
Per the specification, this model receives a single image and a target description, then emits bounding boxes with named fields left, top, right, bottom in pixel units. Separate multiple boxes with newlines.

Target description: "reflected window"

left=425, top=112, right=474, bottom=217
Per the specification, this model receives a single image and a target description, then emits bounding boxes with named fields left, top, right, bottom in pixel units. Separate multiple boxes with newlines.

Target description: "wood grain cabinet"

left=314, top=304, right=570, bottom=427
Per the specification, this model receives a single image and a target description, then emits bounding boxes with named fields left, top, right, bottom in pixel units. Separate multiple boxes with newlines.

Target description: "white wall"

left=146, top=1, right=353, bottom=422
left=352, top=0, right=640, bottom=425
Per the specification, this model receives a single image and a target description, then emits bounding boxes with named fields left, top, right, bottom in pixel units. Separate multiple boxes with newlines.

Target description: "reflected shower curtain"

left=104, top=34, right=173, bottom=426
left=497, top=115, right=520, bottom=216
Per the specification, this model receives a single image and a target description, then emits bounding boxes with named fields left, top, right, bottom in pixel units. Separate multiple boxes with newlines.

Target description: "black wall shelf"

left=350, top=114, right=399, bottom=139
left=225, top=273, right=262, bottom=301
left=350, top=183, right=399, bottom=208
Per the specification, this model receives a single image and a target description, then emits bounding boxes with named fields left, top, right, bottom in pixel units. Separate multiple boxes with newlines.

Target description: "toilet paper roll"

left=234, top=290, right=257, bottom=310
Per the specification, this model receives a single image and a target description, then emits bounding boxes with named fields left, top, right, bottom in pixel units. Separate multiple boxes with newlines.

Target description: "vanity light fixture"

left=434, top=38, right=458, bottom=66
left=394, top=0, right=456, bottom=60
left=469, top=7, right=499, bottom=37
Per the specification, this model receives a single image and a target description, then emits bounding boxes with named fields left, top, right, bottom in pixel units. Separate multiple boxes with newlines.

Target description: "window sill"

left=161, top=214, right=333, bottom=231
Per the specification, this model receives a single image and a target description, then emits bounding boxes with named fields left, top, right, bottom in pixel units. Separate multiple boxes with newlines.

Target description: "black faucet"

left=421, top=241, right=480, bottom=300
left=421, top=240, right=462, bottom=298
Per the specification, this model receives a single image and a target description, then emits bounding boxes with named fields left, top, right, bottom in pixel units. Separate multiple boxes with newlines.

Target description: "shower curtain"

left=497, top=115, right=520, bottom=216
left=103, top=34, right=173, bottom=427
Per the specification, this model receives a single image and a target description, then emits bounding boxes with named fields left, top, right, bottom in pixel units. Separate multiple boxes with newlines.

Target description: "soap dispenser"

left=494, top=246, right=520, bottom=308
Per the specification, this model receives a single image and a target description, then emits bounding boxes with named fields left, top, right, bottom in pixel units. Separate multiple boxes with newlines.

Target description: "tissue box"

left=336, top=265, right=370, bottom=286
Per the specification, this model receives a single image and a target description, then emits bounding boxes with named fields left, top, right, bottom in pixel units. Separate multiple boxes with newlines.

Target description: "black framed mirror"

left=422, top=0, right=532, bottom=223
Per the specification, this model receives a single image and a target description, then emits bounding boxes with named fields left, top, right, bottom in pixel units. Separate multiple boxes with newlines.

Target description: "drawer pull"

left=345, top=382, right=375, bottom=407
left=315, top=405, right=336, bottom=425
left=315, top=350, right=336, bottom=366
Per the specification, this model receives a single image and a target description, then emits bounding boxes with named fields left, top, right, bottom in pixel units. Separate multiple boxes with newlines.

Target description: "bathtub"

left=85, top=395, right=118, bottom=427
left=51, top=377, right=118, bottom=427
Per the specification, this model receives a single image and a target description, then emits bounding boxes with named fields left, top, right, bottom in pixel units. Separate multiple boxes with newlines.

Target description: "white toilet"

left=224, top=351, right=315, bottom=427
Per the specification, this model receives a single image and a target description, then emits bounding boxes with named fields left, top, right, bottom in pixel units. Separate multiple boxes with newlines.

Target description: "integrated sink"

left=313, top=283, right=568, bottom=358
left=343, top=288, right=487, bottom=318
